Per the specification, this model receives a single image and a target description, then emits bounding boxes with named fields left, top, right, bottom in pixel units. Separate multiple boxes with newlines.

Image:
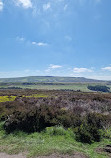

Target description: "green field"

left=0, top=82, right=111, bottom=92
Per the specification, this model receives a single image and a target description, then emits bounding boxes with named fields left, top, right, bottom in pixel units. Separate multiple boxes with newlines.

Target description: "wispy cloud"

left=88, top=75, right=111, bottom=81
left=45, top=64, right=62, bottom=73
left=43, top=2, right=51, bottom=11
left=16, top=36, right=25, bottom=41
left=32, top=41, right=48, bottom=46
left=16, top=36, right=48, bottom=47
left=14, top=0, right=32, bottom=9
left=0, top=0, right=3, bottom=11
left=101, top=67, right=111, bottom=71
left=95, top=0, right=101, bottom=3
left=74, top=0, right=101, bottom=5
left=49, top=64, right=62, bottom=69
left=11, top=0, right=101, bottom=17
left=73, top=67, right=93, bottom=73
left=65, top=35, right=72, bottom=41
left=63, top=4, right=68, bottom=11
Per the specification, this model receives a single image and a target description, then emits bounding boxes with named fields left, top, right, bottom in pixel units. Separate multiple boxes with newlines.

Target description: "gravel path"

left=0, top=153, right=88, bottom=158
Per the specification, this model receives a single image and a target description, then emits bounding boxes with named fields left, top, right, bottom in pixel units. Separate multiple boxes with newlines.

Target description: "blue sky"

left=0, top=0, right=111, bottom=80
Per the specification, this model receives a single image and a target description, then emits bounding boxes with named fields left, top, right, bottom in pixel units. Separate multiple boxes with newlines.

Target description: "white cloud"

left=88, top=75, right=111, bottom=81
left=43, top=3, right=51, bottom=11
left=49, top=64, right=62, bottom=69
left=16, top=37, right=48, bottom=46
left=45, top=64, right=62, bottom=73
left=73, top=67, right=93, bottom=73
left=15, top=0, right=32, bottom=9
left=0, top=0, right=3, bottom=11
left=32, top=42, right=48, bottom=46
left=37, top=42, right=48, bottom=46
left=101, top=67, right=111, bottom=71
left=32, top=41, right=37, bottom=45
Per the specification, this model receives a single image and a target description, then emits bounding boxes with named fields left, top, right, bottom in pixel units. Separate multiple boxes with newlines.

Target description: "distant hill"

left=0, top=76, right=106, bottom=83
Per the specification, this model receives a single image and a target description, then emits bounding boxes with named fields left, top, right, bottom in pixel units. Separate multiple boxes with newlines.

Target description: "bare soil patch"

left=0, top=153, right=25, bottom=158
left=37, top=153, right=88, bottom=158
left=0, top=152, right=88, bottom=158
left=96, top=144, right=111, bottom=158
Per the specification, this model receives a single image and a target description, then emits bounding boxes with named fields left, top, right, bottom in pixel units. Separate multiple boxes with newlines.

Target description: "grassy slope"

left=11, top=83, right=90, bottom=91
left=0, top=76, right=105, bottom=83
left=0, top=83, right=111, bottom=92
left=0, top=124, right=110, bottom=158
left=11, top=83, right=111, bottom=92
left=0, top=76, right=109, bottom=92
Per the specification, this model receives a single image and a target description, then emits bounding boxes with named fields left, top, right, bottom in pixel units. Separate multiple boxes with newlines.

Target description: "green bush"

left=73, top=113, right=105, bottom=143
left=45, top=126, right=67, bottom=136
left=74, top=122, right=101, bottom=143
left=100, top=128, right=111, bottom=139
left=74, top=123, right=93, bottom=143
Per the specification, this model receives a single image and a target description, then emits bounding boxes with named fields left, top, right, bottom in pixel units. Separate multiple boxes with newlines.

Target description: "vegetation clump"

left=74, top=113, right=106, bottom=143
left=0, top=90, right=110, bottom=145
left=87, top=85, right=110, bottom=92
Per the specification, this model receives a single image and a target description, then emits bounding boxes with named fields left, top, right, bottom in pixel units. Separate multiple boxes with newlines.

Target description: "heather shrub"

left=1, top=91, right=111, bottom=144
left=3, top=96, right=82, bottom=133
left=86, top=113, right=104, bottom=129
left=4, top=105, right=58, bottom=133
left=56, top=113, right=73, bottom=128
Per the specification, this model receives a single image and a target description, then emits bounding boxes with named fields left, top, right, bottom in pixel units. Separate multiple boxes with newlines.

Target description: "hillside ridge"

left=0, top=76, right=106, bottom=83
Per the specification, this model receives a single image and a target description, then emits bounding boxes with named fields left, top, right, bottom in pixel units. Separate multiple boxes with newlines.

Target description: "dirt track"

left=0, top=153, right=88, bottom=158
left=0, top=153, right=25, bottom=158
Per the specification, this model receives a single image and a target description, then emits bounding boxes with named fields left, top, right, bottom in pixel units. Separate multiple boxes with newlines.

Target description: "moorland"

left=0, top=76, right=111, bottom=158
left=0, top=87, right=110, bottom=158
